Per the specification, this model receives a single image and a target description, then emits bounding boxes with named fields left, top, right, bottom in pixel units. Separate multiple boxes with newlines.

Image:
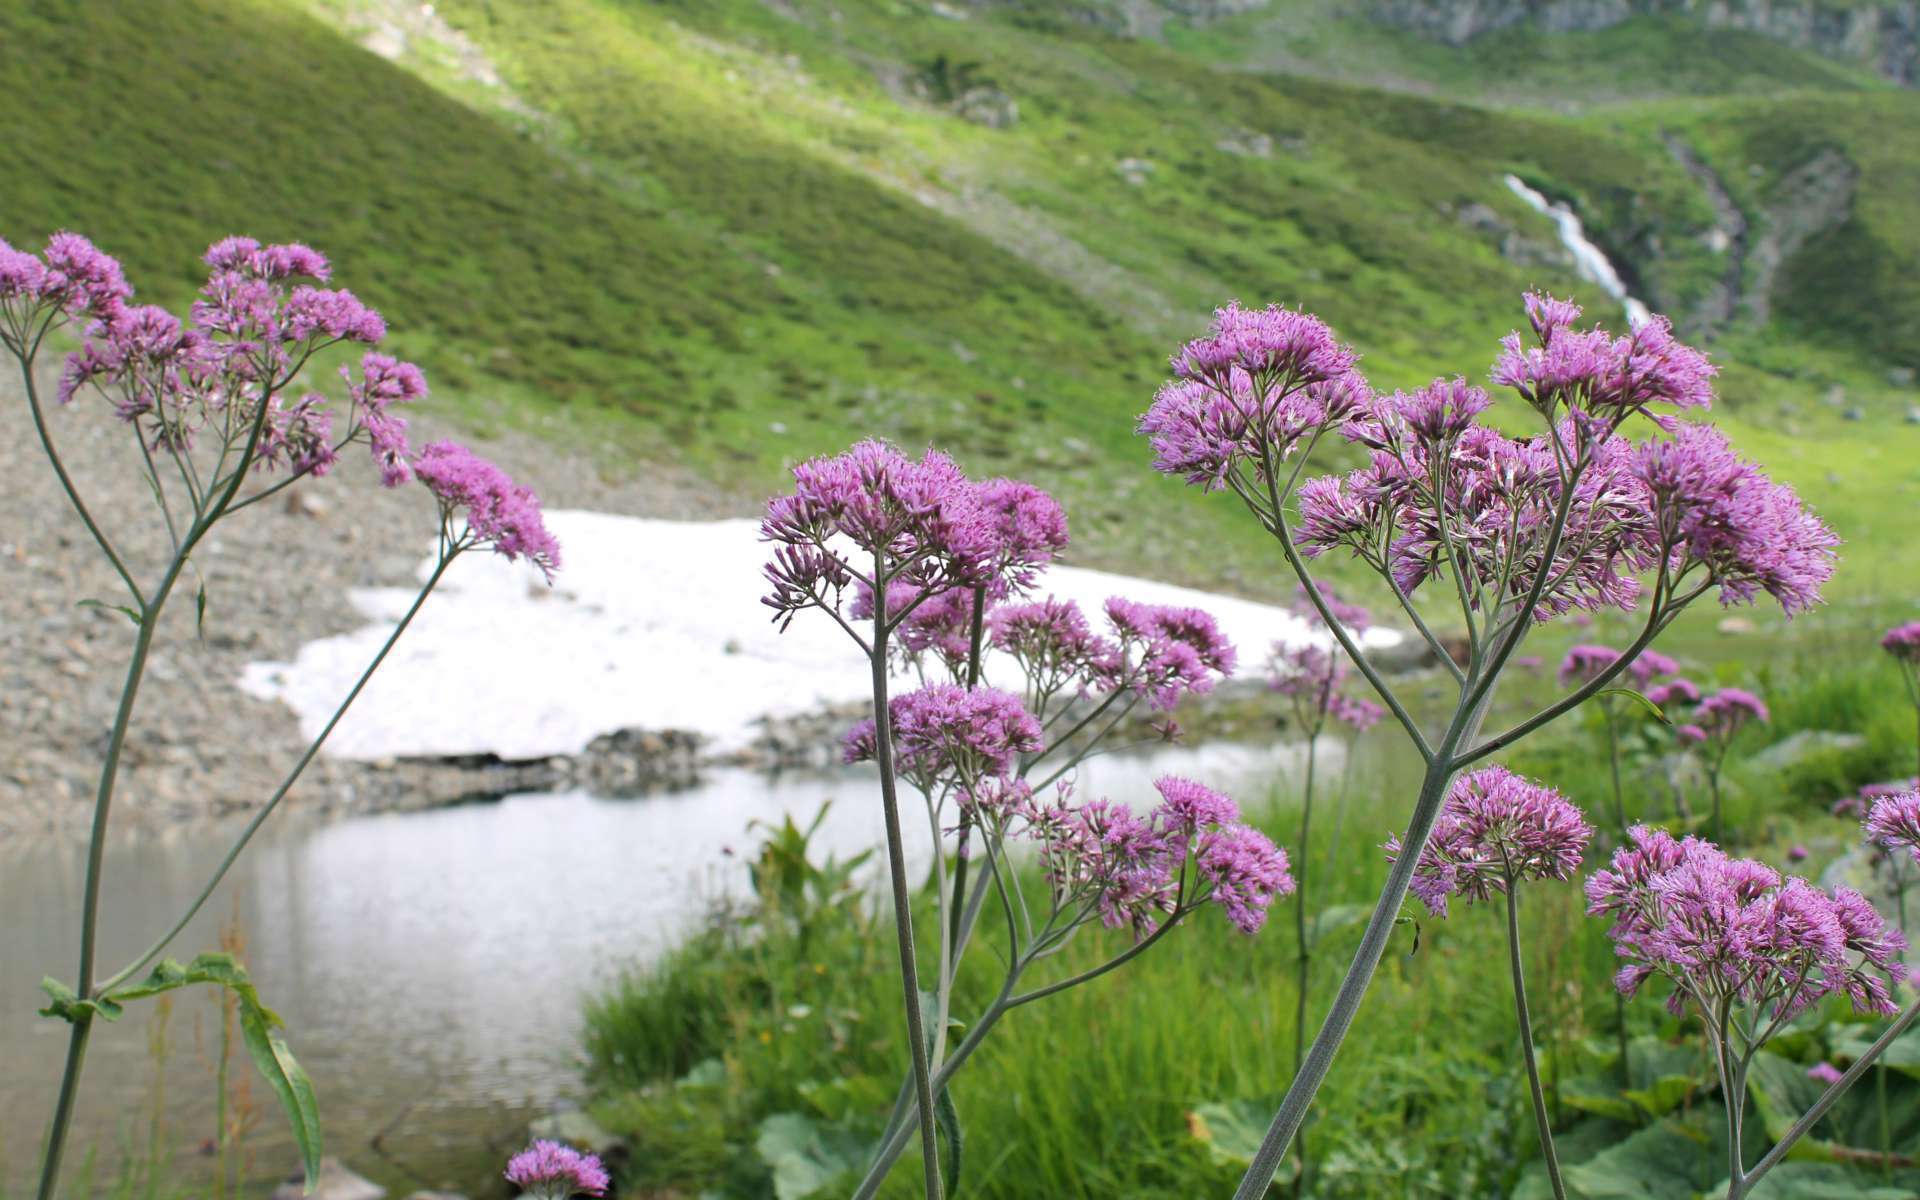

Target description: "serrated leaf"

left=240, top=1003, right=323, bottom=1188
left=76, top=598, right=141, bottom=626
left=101, top=952, right=320, bottom=1189
left=1597, top=687, right=1671, bottom=725
left=37, top=977, right=123, bottom=1024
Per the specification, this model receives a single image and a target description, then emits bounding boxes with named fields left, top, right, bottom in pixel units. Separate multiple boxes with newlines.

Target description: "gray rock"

left=1843, top=405, right=1866, bottom=421
left=1905, top=405, right=1920, bottom=425
left=529, top=1109, right=626, bottom=1155
left=1750, top=730, right=1867, bottom=771
left=1890, top=366, right=1917, bottom=387
left=953, top=85, right=1018, bottom=128
left=271, top=1158, right=385, bottom=1200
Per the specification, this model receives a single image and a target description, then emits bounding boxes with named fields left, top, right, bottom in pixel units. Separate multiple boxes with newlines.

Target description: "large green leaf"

left=1559, top=1120, right=1710, bottom=1199
left=1561, top=1036, right=1706, bottom=1123
left=1185, top=1097, right=1288, bottom=1175
left=100, top=953, right=323, bottom=1189
left=1716, top=1162, right=1920, bottom=1198
left=754, top=1112, right=874, bottom=1200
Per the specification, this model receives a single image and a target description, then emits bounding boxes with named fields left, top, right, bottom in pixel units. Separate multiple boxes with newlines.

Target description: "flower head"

left=1882, top=622, right=1920, bottom=663
left=1634, top=424, right=1837, bottom=616
left=1096, top=598, right=1236, bottom=710
left=1386, top=766, right=1591, bottom=917
left=761, top=440, right=995, bottom=631
left=1864, top=790, right=1920, bottom=869
left=1807, top=1062, right=1845, bottom=1087
left=842, top=685, right=1041, bottom=790
left=412, top=441, right=561, bottom=579
left=504, top=1140, right=609, bottom=1199
left=1587, top=826, right=1904, bottom=1023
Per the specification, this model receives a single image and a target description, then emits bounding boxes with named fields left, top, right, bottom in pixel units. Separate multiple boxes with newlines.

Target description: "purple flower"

left=1386, top=766, right=1592, bottom=917
left=1150, top=776, right=1241, bottom=838
left=1269, top=643, right=1382, bottom=733
left=1645, top=677, right=1702, bottom=709
left=1807, top=1061, right=1845, bottom=1086
left=1098, top=598, right=1236, bottom=710
left=1587, top=827, right=1904, bottom=1022
left=1169, top=301, right=1356, bottom=387
left=412, top=441, right=561, bottom=579
left=1882, top=622, right=1920, bottom=663
left=1557, top=644, right=1676, bottom=689
left=1864, top=791, right=1920, bottom=869
left=1696, top=688, right=1768, bottom=738
left=1634, top=424, right=1838, bottom=616
left=503, top=1140, right=609, bottom=1198
left=842, top=685, right=1041, bottom=789
left=1197, top=824, right=1294, bottom=934
left=761, top=440, right=996, bottom=631
left=1787, top=845, right=1809, bottom=863
left=40, top=232, right=132, bottom=320
left=1493, top=298, right=1715, bottom=420
left=971, top=477, right=1070, bottom=594
left=990, top=597, right=1114, bottom=694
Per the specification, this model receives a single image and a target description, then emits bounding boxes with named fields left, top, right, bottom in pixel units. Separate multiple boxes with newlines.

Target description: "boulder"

left=271, top=1158, right=385, bottom=1200
left=529, top=1109, right=626, bottom=1156
left=1750, top=730, right=1867, bottom=772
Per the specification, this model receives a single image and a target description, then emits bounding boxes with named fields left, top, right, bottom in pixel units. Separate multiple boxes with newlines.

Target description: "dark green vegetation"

left=3, top=0, right=1917, bottom=593
left=583, top=610, right=1920, bottom=1199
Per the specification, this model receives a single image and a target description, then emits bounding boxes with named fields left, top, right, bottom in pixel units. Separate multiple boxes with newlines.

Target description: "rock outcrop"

left=1369, top=1, right=1920, bottom=86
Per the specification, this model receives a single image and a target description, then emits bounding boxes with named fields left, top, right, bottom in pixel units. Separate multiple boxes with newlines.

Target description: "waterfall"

left=1503, top=174, right=1652, bottom=328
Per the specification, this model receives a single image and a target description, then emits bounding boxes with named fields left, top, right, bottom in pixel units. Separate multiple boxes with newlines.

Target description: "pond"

left=1, top=737, right=1323, bottom=1196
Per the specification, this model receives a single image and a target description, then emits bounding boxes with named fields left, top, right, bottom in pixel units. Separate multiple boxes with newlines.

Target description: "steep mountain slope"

left=4, top=0, right=1916, bottom=594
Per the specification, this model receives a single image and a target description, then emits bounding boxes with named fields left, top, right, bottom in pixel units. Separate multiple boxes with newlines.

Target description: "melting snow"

left=239, top=513, right=1401, bottom=761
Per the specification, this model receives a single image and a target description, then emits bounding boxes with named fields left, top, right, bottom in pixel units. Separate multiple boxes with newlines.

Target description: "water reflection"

left=1, top=737, right=1324, bottom=1193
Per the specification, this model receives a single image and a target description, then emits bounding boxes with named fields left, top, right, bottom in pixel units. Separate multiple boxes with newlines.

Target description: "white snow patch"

left=239, top=512, right=1401, bottom=761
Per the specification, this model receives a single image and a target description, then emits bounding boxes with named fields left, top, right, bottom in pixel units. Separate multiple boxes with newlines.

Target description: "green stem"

left=1291, top=732, right=1319, bottom=1200
left=1505, top=882, right=1566, bottom=1200
left=100, top=552, right=458, bottom=992
left=1231, top=698, right=1490, bottom=1200
left=18, top=351, right=141, bottom=603
left=1603, top=704, right=1627, bottom=842
left=1736, top=996, right=1920, bottom=1196
left=868, top=554, right=943, bottom=1200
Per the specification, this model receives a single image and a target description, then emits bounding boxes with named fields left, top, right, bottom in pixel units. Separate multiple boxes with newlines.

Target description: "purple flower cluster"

left=1147, top=292, right=1835, bottom=625
left=1883, top=621, right=1920, bottom=663
left=1269, top=644, right=1383, bottom=733
left=1100, top=598, right=1237, bottom=710
left=3, top=231, right=556, bottom=577
left=1023, top=776, right=1294, bottom=935
left=1587, top=826, right=1904, bottom=1022
left=412, top=442, right=561, bottom=579
left=1864, top=790, right=1920, bottom=868
left=843, top=684, right=1043, bottom=790
left=1556, top=644, right=1678, bottom=688
left=1141, top=303, right=1364, bottom=490
left=0, top=231, right=130, bottom=329
left=1644, top=677, right=1702, bottom=709
left=1491, top=297, right=1716, bottom=421
left=1635, top=424, right=1839, bottom=616
left=760, top=441, right=1066, bottom=634
left=503, top=1140, right=609, bottom=1198
left=1386, top=766, right=1592, bottom=918
left=1677, top=687, right=1769, bottom=748
left=985, top=595, right=1237, bottom=712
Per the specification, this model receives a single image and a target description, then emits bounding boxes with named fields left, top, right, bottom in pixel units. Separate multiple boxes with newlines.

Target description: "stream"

left=1, top=737, right=1324, bottom=1195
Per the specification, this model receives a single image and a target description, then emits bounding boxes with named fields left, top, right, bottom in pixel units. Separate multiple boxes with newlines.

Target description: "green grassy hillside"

left=4, top=0, right=1916, bottom=600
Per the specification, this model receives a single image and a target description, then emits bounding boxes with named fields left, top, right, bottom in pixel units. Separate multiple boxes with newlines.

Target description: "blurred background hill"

left=4, top=0, right=1916, bottom=592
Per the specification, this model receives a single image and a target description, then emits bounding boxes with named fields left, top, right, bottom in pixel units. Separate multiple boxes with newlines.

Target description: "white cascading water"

left=1503, top=174, right=1653, bottom=328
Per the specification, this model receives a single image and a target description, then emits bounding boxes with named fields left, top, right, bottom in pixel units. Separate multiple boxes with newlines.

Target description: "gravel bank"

left=0, top=365, right=739, bottom=837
